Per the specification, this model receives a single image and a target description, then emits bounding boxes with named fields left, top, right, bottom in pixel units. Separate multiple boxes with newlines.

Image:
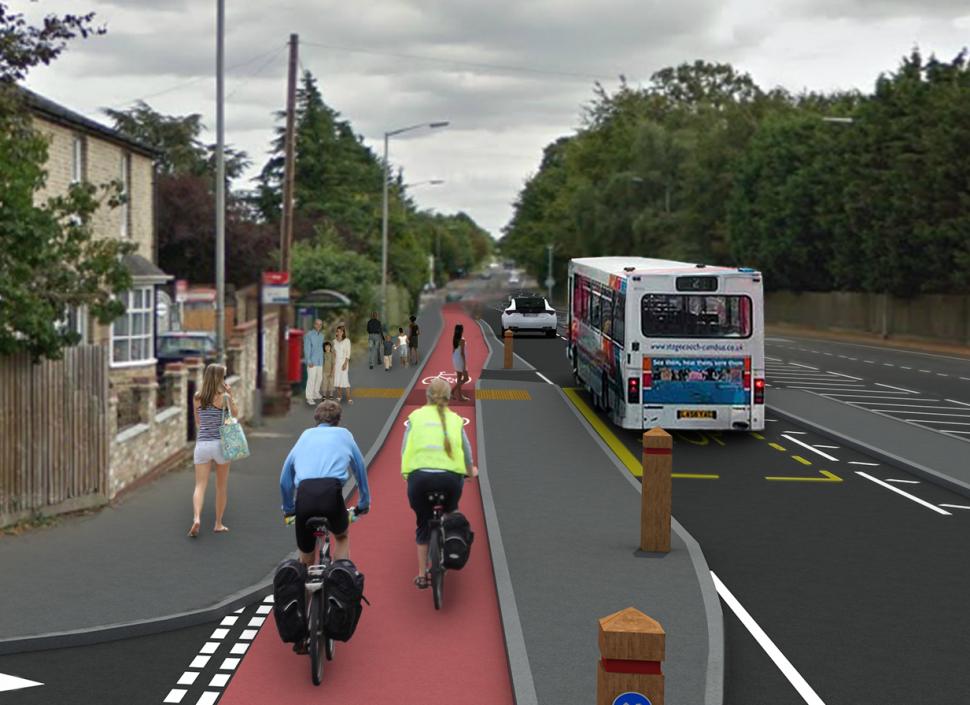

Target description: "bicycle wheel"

left=429, top=528, right=445, bottom=610
left=308, top=592, right=324, bottom=685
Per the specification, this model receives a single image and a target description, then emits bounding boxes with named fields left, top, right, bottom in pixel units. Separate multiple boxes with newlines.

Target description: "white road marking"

left=901, top=366, right=912, bottom=370
left=0, top=673, right=43, bottom=693
left=855, top=472, right=951, bottom=515
left=199, top=642, right=219, bottom=655
left=943, top=430, right=970, bottom=435
left=828, top=372, right=863, bottom=380
left=535, top=371, right=554, bottom=385
left=848, top=461, right=879, bottom=466
left=937, top=373, right=949, bottom=377
left=884, top=479, right=920, bottom=485
left=195, top=693, right=221, bottom=705
left=829, top=394, right=939, bottom=401
left=823, top=352, right=834, bottom=356
left=209, top=628, right=229, bottom=640
left=219, top=616, right=238, bottom=627
left=860, top=404, right=970, bottom=411
left=782, top=434, right=839, bottom=461
left=262, top=594, right=274, bottom=603
left=880, top=411, right=970, bottom=418
left=208, top=673, right=231, bottom=687
left=247, top=616, right=265, bottom=627
left=230, top=642, right=249, bottom=655
left=790, top=386, right=869, bottom=392
left=790, top=362, right=819, bottom=370
left=189, top=656, right=210, bottom=669
left=882, top=363, right=894, bottom=367
left=904, top=419, right=970, bottom=425
left=814, top=445, right=840, bottom=449
left=233, top=607, right=243, bottom=614
left=782, top=431, right=807, bottom=435
left=863, top=360, right=874, bottom=364
left=163, top=689, right=187, bottom=704
left=218, top=657, right=240, bottom=671
left=239, top=629, right=258, bottom=641
left=177, top=672, right=199, bottom=686
left=847, top=357, right=857, bottom=361
left=961, top=377, right=970, bottom=382
left=874, top=383, right=917, bottom=394
left=766, top=356, right=782, bottom=361
left=939, top=504, right=970, bottom=510
left=558, top=335, right=567, bottom=341
left=946, top=399, right=970, bottom=407
left=255, top=604, right=272, bottom=615
left=767, top=418, right=778, bottom=422
left=711, top=572, right=828, bottom=705
left=919, top=369, right=931, bottom=373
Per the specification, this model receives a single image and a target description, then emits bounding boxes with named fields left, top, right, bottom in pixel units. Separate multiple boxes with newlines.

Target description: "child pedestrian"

left=321, top=340, right=336, bottom=399
left=397, top=327, right=409, bottom=367
left=382, top=333, right=395, bottom=371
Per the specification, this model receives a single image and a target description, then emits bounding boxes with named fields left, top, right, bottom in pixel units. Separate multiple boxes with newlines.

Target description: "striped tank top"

left=197, top=404, right=224, bottom=442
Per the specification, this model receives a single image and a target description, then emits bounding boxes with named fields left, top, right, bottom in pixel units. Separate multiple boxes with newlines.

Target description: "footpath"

left=474, top=321, right=722, bottom=705
left=218, top=303, right=515, bottom=705
left=0, top=305, right=442, bottom=653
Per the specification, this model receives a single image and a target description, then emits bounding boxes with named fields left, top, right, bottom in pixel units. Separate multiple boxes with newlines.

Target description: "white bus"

left=567, top=257, right=765, bottom=431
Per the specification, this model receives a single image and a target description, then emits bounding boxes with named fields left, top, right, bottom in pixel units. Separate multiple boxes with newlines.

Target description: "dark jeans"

left=367, top=334, right=382, bottom=367
left=406, top=470, right=464, bottom=544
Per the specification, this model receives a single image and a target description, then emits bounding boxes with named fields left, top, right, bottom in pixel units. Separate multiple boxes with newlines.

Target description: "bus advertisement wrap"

left=645, top=358, right=747, bottom=405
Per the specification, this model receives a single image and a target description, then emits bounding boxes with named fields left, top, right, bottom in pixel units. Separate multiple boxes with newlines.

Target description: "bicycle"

left=426, top=491, right=449, bottom=610
left=287, top=506, right=362, bottom=685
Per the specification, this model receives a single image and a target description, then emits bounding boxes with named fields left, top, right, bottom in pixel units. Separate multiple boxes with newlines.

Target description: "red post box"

left=287, top=328, right=304, bottom=383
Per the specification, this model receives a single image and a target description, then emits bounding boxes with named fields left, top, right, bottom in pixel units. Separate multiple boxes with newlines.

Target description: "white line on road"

left=901, top=366, right=912, bottom=370
left=535, top=371, right=555, bottom=385
left=766, top=356, right=782, bottom=361
left=827, top=394, right=938, bottom=400
left=859, top=404, right=970, bottom=411
left=874, top=383, right=918, bottom=394
left=828, top=372, right=863, bottom=380
left=919, top=369, right=931, bottom=373
left=711, top=572, right=828, bottom=705
left=863, top=360, right=875, bottom=364
left=879, top=411, right=970, bottom=418
left=814, top=445, right=840, bottom=449
left=961, top=377, right=970, bottom=382
left=947, top=399, right=970, bottom=407
left=904, top=419, right=970, bottom=425
left=884, top=479, right=920, bottom=484
left=195, top=693, right=221, bottom=705
left=782, top=431, right=807, bottom=434
left=0, top=673, right=43, bottom=693
left=790, top=362, right=820, bottom=370
left=855, top=472, right=951, bottom=515
left=943, top=430, right=970, bottom=435
left=848, top=461, right=880, bottom=466
left=939, top=504, right=970, bottom=510
left=790, top=386, right=869, bottom=392
left=782, top=434, right=839, bottom=461
left=937, top=373, right=949, bottom=377
left=163, top=690, right=186, bottom=704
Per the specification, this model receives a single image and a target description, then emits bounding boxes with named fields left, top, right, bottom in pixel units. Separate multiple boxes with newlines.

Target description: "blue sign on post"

left=612, top=693, right=652, bottom=705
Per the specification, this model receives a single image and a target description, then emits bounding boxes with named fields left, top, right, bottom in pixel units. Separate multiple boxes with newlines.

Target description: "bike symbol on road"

left=612, top=693, right=651, bottom=705
left=421, top=370, right=474, bottom=386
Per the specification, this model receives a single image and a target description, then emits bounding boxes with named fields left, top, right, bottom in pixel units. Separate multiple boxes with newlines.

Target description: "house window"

left=71, top=136, right=85, bottom=184
left=120, top=152, right=131, bottom=237
left=56, top=305, right=88, bottom=344
left=111, top=287, right=154, bottom=365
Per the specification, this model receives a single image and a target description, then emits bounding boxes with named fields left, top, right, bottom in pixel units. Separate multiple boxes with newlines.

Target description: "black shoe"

left=293, top=640, right=308, bottom=655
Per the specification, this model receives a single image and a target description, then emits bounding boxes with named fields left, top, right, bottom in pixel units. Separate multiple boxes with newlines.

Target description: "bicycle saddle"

left=427, top=491, right=448, bottom=504
left=306, top=516, right=331, bottom=532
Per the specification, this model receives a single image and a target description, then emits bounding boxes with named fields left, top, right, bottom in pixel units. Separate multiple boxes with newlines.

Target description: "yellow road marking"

left=562, top=388, right=718, bottom=480
left=750, top=432, right=765, bottom=441
left=768, top=443, right=787, bottom=452
left=765, top=470, right=843, bottom=483
left=792, top=455, right=812, bottom=465
left=353, top=388, right=404, bottom=398
left=477, top=389, right=532, bottom=400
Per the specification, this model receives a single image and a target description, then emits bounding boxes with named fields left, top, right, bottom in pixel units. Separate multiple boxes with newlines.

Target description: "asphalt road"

left=482, top=291, right=970, bottom=705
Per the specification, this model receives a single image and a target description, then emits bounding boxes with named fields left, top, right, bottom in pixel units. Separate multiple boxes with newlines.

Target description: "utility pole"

left=215, top=0, right=226, bottom=363
left=380, top=133, right=389, bottom=322
left=275, top=33, right=299, bottom=397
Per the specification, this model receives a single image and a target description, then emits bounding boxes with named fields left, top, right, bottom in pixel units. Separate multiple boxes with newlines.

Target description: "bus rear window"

left=641, top=295, right=752, bottom=338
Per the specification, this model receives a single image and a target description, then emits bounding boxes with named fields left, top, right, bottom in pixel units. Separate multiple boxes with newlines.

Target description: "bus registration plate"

left=678, top=410, right=717, bottom=419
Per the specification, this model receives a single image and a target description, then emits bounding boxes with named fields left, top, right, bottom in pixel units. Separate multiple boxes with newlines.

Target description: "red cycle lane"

left=220, top=305, right=514, bottom=705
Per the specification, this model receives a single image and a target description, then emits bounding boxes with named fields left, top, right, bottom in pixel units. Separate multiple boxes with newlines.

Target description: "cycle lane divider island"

left=216, top=303, right=515, bottom=705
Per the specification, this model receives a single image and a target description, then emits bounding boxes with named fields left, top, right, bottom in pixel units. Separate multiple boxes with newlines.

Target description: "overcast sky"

left=17, top=0, right=970, bottom=237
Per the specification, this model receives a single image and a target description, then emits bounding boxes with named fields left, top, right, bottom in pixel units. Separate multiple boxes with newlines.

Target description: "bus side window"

left=590, top=288, right=601, bottom=330
left=602, top=291, right=613, bottom=338
left=614, top=293, right=625, bottom=346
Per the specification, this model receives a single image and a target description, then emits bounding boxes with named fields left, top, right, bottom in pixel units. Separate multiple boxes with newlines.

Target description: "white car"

left=508, top=273, right=521, bottom=285
left=501, top=294, right=558, bottom=337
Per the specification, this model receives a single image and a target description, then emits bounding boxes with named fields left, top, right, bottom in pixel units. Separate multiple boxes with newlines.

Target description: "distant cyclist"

left=280, top=400, right=371, bottom=566
left=401, top=378, right=477, bottom=589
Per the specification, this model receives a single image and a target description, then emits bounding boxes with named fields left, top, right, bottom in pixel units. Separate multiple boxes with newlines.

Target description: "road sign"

left=175, top=279, right=188, bottom=303
left=262, top=271, right=290, bottom=305
left=612, top=693, right=651, bottom=705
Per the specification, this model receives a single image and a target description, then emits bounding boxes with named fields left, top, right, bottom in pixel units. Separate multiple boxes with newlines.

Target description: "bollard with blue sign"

left=597, top=607, right=665, bottom=705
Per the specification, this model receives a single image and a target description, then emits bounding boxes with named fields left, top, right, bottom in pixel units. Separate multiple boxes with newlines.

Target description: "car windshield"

left=157, top=336, right=213, bottom=355
left=513, top=297, right=547, bottom=313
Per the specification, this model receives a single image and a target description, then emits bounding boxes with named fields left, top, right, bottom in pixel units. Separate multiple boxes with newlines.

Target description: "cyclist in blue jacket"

left=280, top=400, right=370, bottom=566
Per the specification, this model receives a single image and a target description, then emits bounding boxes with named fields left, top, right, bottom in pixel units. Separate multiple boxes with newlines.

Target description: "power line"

left=302, top=40, right=616, bottom=82
left=226, top=43, right=288, bottom=100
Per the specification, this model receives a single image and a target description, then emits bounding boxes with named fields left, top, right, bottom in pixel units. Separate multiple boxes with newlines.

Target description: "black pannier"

left=323, top=558, right=368, bottom=642
left=441, top=511, right=474, bottom=569
left=272, top=558, right=308, bottom=643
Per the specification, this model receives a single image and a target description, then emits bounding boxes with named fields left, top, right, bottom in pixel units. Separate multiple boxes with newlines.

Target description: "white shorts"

left=194, top=439, right=227, bottom=465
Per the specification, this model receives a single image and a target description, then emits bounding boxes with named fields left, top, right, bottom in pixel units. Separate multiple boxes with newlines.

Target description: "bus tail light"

left=627, top=377, right=640, bottom=404
left=754, top=378, right=765, bottom=404
left=641, top=357, right=652, bottom=390
left=743, top=357, right=752, bottom=390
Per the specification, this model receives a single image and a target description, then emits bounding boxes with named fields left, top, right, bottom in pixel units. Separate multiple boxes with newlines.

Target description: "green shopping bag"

left=220, top=394, right=250, bottom=461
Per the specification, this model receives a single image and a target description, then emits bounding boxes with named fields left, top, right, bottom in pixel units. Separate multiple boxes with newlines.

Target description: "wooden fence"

left=0, top=345, right=109, bottom=526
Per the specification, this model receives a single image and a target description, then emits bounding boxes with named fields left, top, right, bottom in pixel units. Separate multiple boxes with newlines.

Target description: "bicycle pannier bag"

left=323, top=559, right=368, bottom=642
left=272, top=558, right=308, bottom=643
left=442, top=511, right=474, bottom=569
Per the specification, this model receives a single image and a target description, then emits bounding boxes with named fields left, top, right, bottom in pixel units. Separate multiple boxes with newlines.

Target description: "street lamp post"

left=380, top=121, right=448, bottom=322
left=214, top=0, right=226, bottom=364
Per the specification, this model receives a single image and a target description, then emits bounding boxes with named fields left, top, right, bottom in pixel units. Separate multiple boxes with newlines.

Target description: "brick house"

left=25, top=89, right=171, bottom=390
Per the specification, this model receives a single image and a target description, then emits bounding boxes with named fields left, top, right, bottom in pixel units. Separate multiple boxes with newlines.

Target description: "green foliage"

left=503, top=51, right=970, bottom=297
left=0, top=6, right=134, bottom=361
left=291, top=234, right=380, bottom=314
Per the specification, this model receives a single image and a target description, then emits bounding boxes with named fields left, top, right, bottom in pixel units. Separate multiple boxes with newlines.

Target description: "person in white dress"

left=332, top=324, right=353, bottom=404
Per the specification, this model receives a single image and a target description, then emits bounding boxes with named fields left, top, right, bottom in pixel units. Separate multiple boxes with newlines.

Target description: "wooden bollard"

left=503, top=329, right=513, bottom=369
left=597, top=607, right=665, bottom=705
left=640, top=428, right=672, bottom=553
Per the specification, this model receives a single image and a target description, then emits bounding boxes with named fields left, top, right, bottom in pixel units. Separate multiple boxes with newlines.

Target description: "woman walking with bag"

left=332, top=324, right=353, bottom=405
left=189, top=363, right=239, bottom=537
left=451, top=324, right=470, bottom=401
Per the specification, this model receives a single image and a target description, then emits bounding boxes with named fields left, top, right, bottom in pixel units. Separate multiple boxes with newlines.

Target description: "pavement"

left=0, top=303, right=443, bottom=651
left=474, top=322, right=722, bottom=705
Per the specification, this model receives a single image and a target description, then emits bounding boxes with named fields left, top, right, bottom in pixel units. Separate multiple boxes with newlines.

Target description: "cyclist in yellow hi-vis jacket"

left=401, top=377, right=478, bottom=589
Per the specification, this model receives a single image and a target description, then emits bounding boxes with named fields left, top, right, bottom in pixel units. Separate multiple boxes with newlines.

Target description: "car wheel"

left=545, top=329, right=556, bottom=338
